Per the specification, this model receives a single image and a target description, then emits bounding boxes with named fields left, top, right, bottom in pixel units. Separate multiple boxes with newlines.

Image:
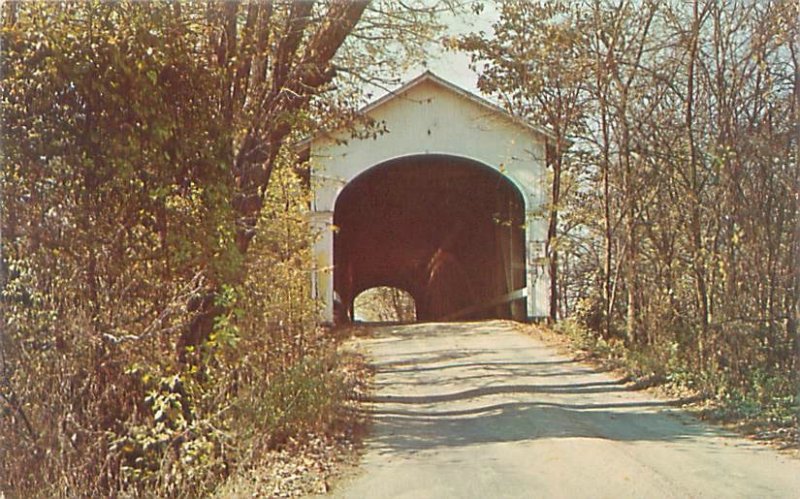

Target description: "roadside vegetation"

left=457, top=0, right=799, bottom=446
left=0, top=1, right=448, bottom=496
left=547, top=318, right=798, bottom=449
left=1, top=133, right=363, bottom=496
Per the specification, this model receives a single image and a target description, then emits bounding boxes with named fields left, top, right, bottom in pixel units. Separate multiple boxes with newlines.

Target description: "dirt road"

left=323, top=321, right=800, bottom=498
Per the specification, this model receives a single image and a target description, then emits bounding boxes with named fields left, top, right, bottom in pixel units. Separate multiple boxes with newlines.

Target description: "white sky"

left=395, top=4, right=499, bottom=97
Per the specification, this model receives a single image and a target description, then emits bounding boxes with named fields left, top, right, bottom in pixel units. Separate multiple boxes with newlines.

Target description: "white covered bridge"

left=300, top=72, right=554, bottom=323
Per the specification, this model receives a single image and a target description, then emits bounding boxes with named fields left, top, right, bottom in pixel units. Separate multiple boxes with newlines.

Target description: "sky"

left=394, top=4, right=499, bottom=98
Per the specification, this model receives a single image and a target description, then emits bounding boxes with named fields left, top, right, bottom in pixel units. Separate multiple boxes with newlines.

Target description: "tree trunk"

left=790, top=39, right=800, bottom=377
left=686, top=0, right=711, bottom=365
left=596, top=55, right=614, bottom=339
left=181, top=1, right=369, bottom=358
left=548, top=143, right=562, bottom=322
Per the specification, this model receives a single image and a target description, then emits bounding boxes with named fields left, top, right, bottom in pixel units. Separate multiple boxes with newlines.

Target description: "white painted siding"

left=309, top=75, right=551, bottom=321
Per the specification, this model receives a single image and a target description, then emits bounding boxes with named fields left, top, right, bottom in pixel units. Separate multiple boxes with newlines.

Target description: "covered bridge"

left=301, top=72, right=553, bottom=323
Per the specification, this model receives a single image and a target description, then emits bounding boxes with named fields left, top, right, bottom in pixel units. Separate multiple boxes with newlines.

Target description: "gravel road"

left=322, top=321, right=800, bottom=498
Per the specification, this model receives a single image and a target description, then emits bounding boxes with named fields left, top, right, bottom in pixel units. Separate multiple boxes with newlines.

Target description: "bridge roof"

left=297, top=71, right=556, bottom=152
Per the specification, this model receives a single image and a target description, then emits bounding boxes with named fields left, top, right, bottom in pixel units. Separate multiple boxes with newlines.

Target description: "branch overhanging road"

left=323, top=321, right=800, bottom=499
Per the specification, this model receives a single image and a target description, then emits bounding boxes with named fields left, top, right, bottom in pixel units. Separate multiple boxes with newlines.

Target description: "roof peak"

left=362, top=71, right=554, bottom=139
left=296, top=71, right=556, bottom=150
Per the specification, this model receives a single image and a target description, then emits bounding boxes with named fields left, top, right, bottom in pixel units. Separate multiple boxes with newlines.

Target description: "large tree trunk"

left=182, top=1, right=369, bottom=358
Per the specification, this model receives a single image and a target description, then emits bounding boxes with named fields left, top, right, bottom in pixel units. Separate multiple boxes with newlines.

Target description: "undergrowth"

left=552, top=319, right=799, bottom=447
left=0, top=162, right=366, bottom=497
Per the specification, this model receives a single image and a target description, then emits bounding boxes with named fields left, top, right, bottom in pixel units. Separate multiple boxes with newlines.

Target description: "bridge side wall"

left=310, top=80, right=551, bottom=322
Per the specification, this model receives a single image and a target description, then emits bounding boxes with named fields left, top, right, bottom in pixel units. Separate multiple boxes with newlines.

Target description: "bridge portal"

left=334, top=154, right=525, bottom=321
left=302, top=72, right=553, bottom=323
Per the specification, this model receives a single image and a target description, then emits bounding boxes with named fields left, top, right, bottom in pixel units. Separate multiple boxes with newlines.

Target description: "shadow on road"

left=330, top=321, right=800, bottom=499
left=367, top=402, right=718, bottom=455
left=369, top=380, right=631, bottom=402
left=361, top=321, right=717, bottom=457
left=376, top=359, right=579, bottom=374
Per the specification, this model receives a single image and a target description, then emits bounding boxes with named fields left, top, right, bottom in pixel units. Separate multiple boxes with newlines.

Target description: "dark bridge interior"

left=334, top=154, right=526, bottom=322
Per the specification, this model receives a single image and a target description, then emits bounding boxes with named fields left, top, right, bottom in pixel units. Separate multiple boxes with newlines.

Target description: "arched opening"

left=353, top=286, right=417, bottom=323
left=334, top=154, right=526, bottom=322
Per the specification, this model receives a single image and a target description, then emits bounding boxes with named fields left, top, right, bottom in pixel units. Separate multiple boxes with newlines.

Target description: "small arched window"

left=353, top=287, right=416, bottom=323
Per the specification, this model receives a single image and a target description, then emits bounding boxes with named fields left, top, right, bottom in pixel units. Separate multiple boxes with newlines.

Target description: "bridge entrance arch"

left=302, top=72, right=554, bottom=323
left=334, top=154, right=526, bottom=321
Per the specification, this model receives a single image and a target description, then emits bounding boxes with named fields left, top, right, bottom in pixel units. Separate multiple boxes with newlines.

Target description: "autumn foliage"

left=458, top=0, right=799, bottom=426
